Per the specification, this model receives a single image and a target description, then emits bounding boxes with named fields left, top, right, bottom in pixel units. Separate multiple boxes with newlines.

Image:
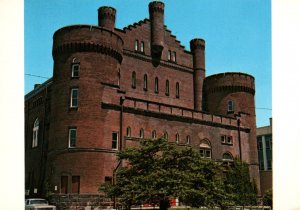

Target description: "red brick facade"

left=25, top=1, right=260, bottom=200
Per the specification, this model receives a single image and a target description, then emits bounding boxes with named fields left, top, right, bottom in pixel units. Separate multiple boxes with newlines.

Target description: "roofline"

left=25, top=78, right=53, bottom=101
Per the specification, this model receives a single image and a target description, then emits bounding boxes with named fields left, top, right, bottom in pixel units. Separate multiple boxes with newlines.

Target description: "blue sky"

left=25, top=0, right=271, bottom=127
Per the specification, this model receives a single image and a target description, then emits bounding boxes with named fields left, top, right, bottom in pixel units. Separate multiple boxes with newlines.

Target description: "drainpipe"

left=113, top=96, right=125, bottom=209
left=237, top=117, right=242, bottom=161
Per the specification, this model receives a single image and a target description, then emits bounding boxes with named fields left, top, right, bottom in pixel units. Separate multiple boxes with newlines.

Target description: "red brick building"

left=25, top=1, right=260, bottom=203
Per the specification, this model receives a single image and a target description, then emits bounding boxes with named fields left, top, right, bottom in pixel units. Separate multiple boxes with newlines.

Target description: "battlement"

left=190, top=38, right=205, bottom=51
left=52, top=25, right=123, bottom=62
left=98, top=6, right=116, bottom=18
left=204, top=72, right=255, bottom=95
left=120, top=97, right=249, bottom=131
left=98, top=6, right=116, bottom=30
left=149, top=1, right=165, bottom=13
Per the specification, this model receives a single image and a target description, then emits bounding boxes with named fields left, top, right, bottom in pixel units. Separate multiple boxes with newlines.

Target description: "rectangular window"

left=72, top=64, right=80, bottom=78
left=72, top=176, right=80, bottom=193
left=112, top=132, right=118, bottom=150
left=221, top=135, right=226, bottom=143
left=70, top=88, right=79, bottom=108
left=105, top=176, right=112, bottom=183
left=134, top=40, right=139, bottom=51
left=227, top=136, right=233, bottom=144
left=140, top=41, right=144, bottom=53
left=69, top=128, right=77, bottom=147
left=259, top=160, right=264, bottom=170
left=205, top=150, right=211, bottom=158
left=168, top=50, right=171, bottom=61
left=267, top=160, right=272, bottom=170
left=257, top=137, right=263, bottom=150
left=199, top=149, right=204, bottom=157
left=172, top=51, right=176, bottom=62
left=61, top=176, right=68, bottom=194
left=265, top=135, right=272, bottom=150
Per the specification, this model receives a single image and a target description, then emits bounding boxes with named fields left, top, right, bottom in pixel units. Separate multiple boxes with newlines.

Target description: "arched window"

left=140, top=41, right=144, bottom=53
left=32, top=118, right=39, bottom=148
left=134, top=40, right=139, bottom=51
left=155, top=77, right=159, bottom=93
left=165, top=80, right=169, bottom=96
left=152, top=130, right=156, bottom=139
left=126, top=127, right=131, bottom=137
left=199, top=139, right=211, bottom=159
left=132, top=71, right=136, bottom=88
left=144, top=74, right=148, bottom=90
left=228, top=100, right=234, bottom=112
left=71, top=58, right=80, bottom=78
left=175, top=133, right=179, bottom=144
left=222, top=152, right=233, bottom=161
left=140, top=128, right=144, bottom=138
left=164, top=132, right=168, bottom=140
left=186, top=135, right=190, bottom=145
left=176, top=82, right=180, bottom=98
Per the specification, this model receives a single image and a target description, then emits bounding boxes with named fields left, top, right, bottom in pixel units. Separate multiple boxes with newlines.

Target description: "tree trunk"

left=159, top=199, right=170, bottom=210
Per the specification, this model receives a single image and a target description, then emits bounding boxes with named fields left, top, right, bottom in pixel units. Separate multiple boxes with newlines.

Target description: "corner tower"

left=48, top=6, right=123, bottom=193
left=203, top=72, right=260, bottom=194
left=149, top=1, right=165, bottom=56
left=190, top=38, right=206, bottom=111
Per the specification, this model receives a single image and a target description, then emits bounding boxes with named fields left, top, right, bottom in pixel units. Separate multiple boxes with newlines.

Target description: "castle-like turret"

left=203, top=72, right=260, bottom=194
left=149, top=1, right=165, bottom=55
left=190, top=38, right=206, bottom=111
left=98, top=6, right=116, bottom=30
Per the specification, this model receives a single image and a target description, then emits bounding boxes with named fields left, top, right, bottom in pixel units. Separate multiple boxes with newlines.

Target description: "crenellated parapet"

left=149, top=1, right=165, bottom=13
left=52, top=25, right=123, bottom=63
left=98, top=6, right=116, bottom=30
left=190, top=38, right=205, bottom=51
left=204, top=72, right=255, bottom=95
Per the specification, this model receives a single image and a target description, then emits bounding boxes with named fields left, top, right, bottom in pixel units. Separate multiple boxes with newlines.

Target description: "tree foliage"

left=225, top=159, right=257, bottom=206
left=100, top=138, right=257, bottom=210
left=262, top=188, right=272, bottom=208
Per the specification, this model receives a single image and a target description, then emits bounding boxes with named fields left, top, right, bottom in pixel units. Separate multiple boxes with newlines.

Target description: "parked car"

left=25, top=198, right=56, bottom=210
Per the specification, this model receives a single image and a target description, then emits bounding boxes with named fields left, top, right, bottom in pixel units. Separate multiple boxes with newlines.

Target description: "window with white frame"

left=164, top=132, right=168, bottom=140
left=227, top=100, right=234, bottom=112
left=139, top=128, right=144, bottom=138
left=199, top=139, right=211, bottom=159
left=112, top=132, right=118, bottom=150
left=186, top=135, right=190, bottom=145
left=32, top=118, right=39, bottom=148
left=126, top=127, right=131, bottom=137
left=175, top=133, right=179, bottom=144
left=135, top=40, right=139, bottom=51
left=140, top=41, right=144, bottom=53
left=70, top=88, right=79, bottom=108
left=152, top=130, right=156, bottom=139
left=69, top=128, right=77, bottom=147
left=172, top=51, right=176, bottom=62
left=167, top=50, right=171, bottom=61
left=71, top=58, right=80, bottom=78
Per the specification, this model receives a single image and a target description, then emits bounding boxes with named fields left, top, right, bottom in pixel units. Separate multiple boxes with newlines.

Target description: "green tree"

left=262, top=188, right=272, bottom=208
left=225, top=159, right=257, bottom=207
left=100, top=138, right=234, bottom=210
